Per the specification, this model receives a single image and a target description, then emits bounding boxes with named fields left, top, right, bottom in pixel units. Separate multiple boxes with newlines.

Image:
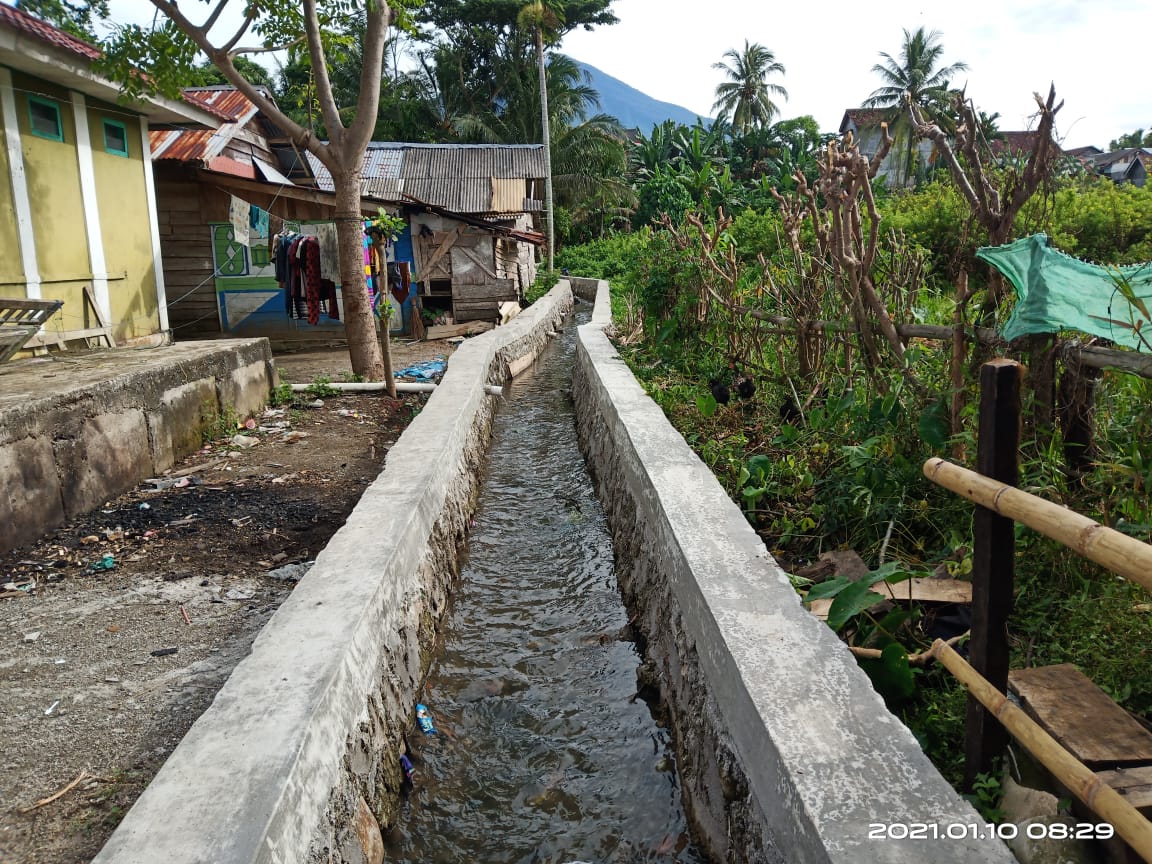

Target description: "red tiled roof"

left=841, top=108, right=892, bottom=132
left=988, top=130, right=1053, bottom=157
left=0, top=2, right=101, bottom=60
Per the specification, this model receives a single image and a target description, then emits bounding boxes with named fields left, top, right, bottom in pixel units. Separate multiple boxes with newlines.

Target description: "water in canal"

left=387, top=307, right=706, bottom=864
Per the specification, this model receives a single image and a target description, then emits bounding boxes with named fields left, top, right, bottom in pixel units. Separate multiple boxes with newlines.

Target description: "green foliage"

left=805, top=562, right=913, bottom=632
left=369, top=208, right=407, bottom=242
left=269, top=382, right=295, bottom=407
left=967, top=772, right=1006, bottom=822
left=17, top=0, right=109, bottom=40
left=526, top=269, right=560, bottom=303
left=306, top=376, right=340, bottom=398
left=635, top=170, right=692, bottom=227
left=200, top=402, right=240, bottom=444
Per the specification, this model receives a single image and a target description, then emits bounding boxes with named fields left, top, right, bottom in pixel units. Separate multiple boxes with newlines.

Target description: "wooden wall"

left=154, top=163, right=332, bottom=339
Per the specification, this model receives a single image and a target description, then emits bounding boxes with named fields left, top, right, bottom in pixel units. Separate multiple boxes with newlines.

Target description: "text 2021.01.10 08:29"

left=868, top=822, right=1115, bottom=841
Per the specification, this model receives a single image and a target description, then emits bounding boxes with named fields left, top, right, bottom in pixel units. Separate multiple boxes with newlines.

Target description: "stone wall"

left=91, top=282, right=574, bottom=864
left=0, top=339, right=273, bottom=553
left=573, top=279, right=1016, bottom=864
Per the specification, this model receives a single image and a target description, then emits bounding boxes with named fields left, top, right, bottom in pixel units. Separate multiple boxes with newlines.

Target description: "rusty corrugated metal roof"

left=0, top=3, right=100, bottom=60
left=149, top=87, right=260, bottom=163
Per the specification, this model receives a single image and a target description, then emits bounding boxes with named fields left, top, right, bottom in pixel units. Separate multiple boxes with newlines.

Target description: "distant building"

left=1076, top=148, right=1151, bottom=187
left=838, top=108, right=934, bottom=187
left=150, top=88, right=545, bottom=340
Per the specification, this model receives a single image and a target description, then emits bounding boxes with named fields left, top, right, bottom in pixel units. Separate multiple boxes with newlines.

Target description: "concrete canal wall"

left=0, top=339, right=273, bottom=554
left=571, top=277, right=1015, bottom=864
left=92, top=283, right=574, bottom=864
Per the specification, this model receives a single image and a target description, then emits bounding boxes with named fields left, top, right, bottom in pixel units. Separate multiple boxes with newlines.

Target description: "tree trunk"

left=333, top=171, right=385, bottom=380
left=536, top=27, right=554, bottom=272
left=371, top=236, right=397, bottom=398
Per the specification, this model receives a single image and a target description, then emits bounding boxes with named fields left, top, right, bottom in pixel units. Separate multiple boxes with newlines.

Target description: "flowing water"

left=386, top=308, right=706, bottom=864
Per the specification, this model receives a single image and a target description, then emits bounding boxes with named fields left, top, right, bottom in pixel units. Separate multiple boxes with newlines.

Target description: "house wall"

left=87, top=100, right=157, bottom=342
left=154, top=164, right=410, bottom=342
left=0, top=100, right=20, bottom=291
left=10, top=71, right=90, bottom=326
left=0, top=68, right=162, bottom=348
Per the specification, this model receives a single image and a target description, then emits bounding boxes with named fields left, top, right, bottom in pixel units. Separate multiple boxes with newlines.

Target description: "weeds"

left=200, top=402, right=240, bottom=444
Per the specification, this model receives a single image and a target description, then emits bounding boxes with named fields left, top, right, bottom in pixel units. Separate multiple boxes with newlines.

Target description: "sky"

left=561, top=0, right=1148, bottom=149
left=84, top=0, right=1149, bottom=149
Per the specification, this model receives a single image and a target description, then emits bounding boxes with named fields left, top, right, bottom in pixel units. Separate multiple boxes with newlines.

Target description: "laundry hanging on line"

left=229, top=195, right=250, bottom=246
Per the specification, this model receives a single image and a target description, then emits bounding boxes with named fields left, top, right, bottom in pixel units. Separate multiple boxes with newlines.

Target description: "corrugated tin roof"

left=149, top=87, right=259, bottom=164
left=306, top=143, right=544, bottom=213
left=0, top=3, right=100, bottom=60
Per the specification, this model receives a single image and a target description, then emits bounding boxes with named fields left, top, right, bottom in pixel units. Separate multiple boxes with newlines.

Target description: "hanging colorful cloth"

left=303, top=237, right=323, bottom=326
left=249, top=204, right=269, bottom=239
left=229, top=195, right=250, bottom=246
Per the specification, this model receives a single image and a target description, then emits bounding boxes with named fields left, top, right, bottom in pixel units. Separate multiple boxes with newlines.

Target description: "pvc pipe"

left=289, top=382, right=503, bottom=396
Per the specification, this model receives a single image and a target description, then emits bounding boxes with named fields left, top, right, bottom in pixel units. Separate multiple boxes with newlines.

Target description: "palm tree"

left=864, top=27, right=967, bottom=184
left=518, top=0, right=564, bottom=272
left=711, top=41, right=788, bottom=135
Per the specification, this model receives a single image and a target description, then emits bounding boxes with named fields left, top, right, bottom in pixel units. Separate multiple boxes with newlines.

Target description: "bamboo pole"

left=924, top=457, right=1152, bottom=593
left=931, top=639, right=1152, bottom=862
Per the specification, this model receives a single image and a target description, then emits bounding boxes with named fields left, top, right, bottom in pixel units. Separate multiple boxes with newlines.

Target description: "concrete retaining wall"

left=573, top=280, right=1015, bottom=864
left=92, top=282, right=575, bottom=864
left=0, top=339, right=274, bottom=553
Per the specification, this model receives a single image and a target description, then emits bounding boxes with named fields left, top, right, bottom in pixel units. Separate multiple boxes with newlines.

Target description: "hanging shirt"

left=229, top=195, right=250, bottom=246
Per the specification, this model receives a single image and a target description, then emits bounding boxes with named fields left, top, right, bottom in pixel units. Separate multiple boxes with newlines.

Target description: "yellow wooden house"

left=0, top=4, right=219, bottom=350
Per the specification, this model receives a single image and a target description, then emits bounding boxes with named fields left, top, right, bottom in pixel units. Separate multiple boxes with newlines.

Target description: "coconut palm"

left=518, top=0, right=565, bottom=271
left=712, top=41, right=787, bottom=135
left=864, top=27, right=967, bottom=184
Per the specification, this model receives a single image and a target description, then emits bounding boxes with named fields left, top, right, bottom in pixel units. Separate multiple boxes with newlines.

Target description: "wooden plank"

left=453, top=242, right=498, bottom=278
left=453, top=280, right=515, bottom=301
left=1097, top=766, right=1152, bottom=814
left=23, top=327, right=110, bottom=349
left=1009, top=664, right=1152, bottom=768
left=965, top=358, right=1022, bottom=791
left=808, top=578, right=972, bottom=620
left=421, top=226, right=462, bottom=280
left=877, top=578, right=972, bottom=604
left=425, top=321, right=494, bottom=339
left=452, top=302, right=501, bottom=323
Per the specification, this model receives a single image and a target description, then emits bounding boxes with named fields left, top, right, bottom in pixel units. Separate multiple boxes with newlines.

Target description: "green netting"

left=976, top=233, right=1152, bottom=352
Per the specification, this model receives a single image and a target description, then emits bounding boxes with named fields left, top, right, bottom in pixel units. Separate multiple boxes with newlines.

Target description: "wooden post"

left=950, top=271, right=969, bottom=460
left=964, top=358, right=1022, bottom=791
left=370, top=236, right=397, bottom=399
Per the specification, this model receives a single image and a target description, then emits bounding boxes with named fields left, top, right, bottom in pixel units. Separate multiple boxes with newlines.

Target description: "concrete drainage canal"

left=388, top=305, right=705, bottom=863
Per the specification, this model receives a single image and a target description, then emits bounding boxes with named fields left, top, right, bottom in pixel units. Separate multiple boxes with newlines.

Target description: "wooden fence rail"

left=734, top=308, right=1152, bottom=379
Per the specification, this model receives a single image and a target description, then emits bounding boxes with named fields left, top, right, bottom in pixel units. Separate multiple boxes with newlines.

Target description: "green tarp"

left=977, top=234, right=1152, bottom=352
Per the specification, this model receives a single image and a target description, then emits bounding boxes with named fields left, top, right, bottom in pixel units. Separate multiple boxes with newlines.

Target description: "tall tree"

left=518, top=0, right=561, bottom=271
left=711, top=40, right=788, bottom=134
left=1109, top=128, right=1152, bottom=150
left=864, top=26, right=968, bottom=184
left=101, top=2, right=396, bottom=382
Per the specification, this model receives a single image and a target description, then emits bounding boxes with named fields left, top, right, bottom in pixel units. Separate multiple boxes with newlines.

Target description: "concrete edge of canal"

left=90, top=283, right=575, bottom=864
left=571, top=277, right=1017, bottom=864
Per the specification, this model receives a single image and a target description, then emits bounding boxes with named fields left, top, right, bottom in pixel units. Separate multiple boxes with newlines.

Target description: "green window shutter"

left=212, top=223, right=249, bottom=277
left=27, top=97, right=63, bottom=142
left=102, top=119, right=129, bottom=156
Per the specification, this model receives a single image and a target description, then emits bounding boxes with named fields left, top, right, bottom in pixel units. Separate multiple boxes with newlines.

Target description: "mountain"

left=575, top=60, right=707, bottom=132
